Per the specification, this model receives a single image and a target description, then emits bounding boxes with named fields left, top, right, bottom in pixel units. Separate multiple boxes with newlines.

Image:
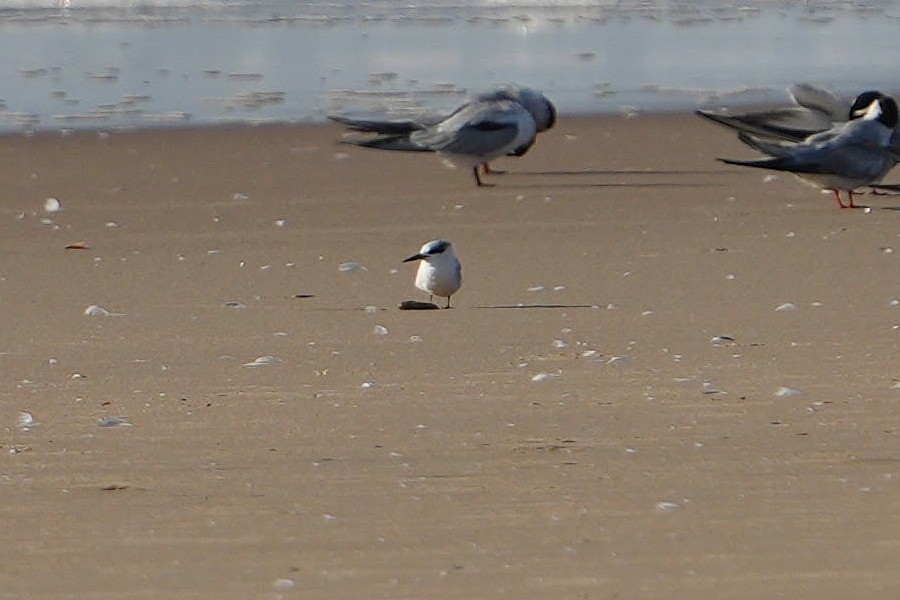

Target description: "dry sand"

left=1, top=114, right=899, bottom=599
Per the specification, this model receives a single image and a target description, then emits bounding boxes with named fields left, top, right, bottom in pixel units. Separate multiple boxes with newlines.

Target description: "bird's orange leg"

left=833, top=190, right=847, bottom=208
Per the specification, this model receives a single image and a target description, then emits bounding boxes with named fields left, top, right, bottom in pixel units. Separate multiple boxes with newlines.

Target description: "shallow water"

left=1, top=1, right=900, bottom=131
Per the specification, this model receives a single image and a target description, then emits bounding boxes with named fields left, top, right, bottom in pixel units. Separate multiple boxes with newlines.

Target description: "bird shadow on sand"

left=474, top=304, right=598, bottom=310
left=516, top=168, right=731, bottom=176
left=484, top=167, right=732, bottom=189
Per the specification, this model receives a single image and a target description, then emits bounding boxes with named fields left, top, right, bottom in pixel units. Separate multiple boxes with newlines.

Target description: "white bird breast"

left=415, top=255, right=461, bottom=299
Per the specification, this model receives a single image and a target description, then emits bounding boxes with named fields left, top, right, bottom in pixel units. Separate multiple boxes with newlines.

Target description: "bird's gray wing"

left=788, top=83, right=847, bottom=121
left=328, top=114, right=426, bottom=134
left=340, top=134, right=433, bottom=152
left=722, top=143, right=892, bottom=180
left=696, top=108, right=831, bottom=142
left=412, top=109, right=523, bottom=156
left=736, top=131, right=797, bottom=157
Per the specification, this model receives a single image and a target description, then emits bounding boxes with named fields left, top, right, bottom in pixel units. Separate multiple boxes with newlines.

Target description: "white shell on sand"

left=43, top=197, right=61, bottom=213
left=775, top=386, right=804, bottom=397
left=17, top=412, right=37, bottom=430
left=272, top=579, right=295, bottom=590
left=339, top=261, right=367, bottom=272
left=98, top=417, right=132, bottom=428
left=775, top=303, right=798, bottom=311
left=531, top=372, right=560, bottom=383
left=84, top=304, right=111, bottom=317
left=606, top=356, right=631, bottom=367
left=243, top=355, right=283, bottom=367
left=702, top=379, right=726, bottom=395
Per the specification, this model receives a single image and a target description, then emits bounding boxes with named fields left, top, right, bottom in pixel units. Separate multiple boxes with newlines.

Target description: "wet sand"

left=2, top=114, right=900, bottom=598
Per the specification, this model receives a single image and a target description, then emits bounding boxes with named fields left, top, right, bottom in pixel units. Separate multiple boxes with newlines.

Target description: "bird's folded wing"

left=417, top=120, right=522, bottom=156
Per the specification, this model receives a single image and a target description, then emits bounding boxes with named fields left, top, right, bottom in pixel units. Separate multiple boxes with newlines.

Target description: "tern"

left=403, top=240, right=462, bottom=308
left=718, top=95, right=899, bottom=208
left=330, top=85, right=556, bottom=186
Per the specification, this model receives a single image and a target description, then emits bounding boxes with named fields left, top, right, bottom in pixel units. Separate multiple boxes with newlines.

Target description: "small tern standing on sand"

left=403, top=240, right=462, bottom=308
left=718, top=95, right=899, bottom=208
left=330, top=85, right=555, bottom=186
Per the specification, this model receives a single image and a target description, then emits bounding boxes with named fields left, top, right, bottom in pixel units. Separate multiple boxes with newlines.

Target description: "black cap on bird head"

left=849, top=90, right=886, bottom=119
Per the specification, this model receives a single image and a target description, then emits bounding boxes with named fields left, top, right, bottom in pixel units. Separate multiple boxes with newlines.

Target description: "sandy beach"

left=2, top=113, right=900, bottom=599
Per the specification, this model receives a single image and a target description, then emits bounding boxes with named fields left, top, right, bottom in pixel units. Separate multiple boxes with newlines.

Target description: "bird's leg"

left=473, top=166, right=494, bottom=187
left=445, top=296, right=452, bottom=309
left=847, top=190, right=858, bottom=209
left=482, top=162, right=506, bottom=175
left=833, top=190, right=848, bottom=209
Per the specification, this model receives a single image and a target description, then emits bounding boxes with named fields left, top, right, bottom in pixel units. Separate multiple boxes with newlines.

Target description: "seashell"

left=656, top=501, right=681, bottom=511
left=531, top=372, right=560, bottom=383
left=373, top=325, right=388, bottom=335
left=702, top=379, right=726, bottom=395
left=339, top=261, right=367, bottom=273
left=775, top=386, right=804, bottom=397
left=84, top=304, right=111, bottom=317
left=272, top=579, right=295, bottom=590
left=65, top=241, right=89, bottom=250
left=775, top=302, right=798, bottom=311
left=17, top=412, right=37, bottom=430
left=243, top=355, right=282, bottom=367
left=606, top=356, right=631, bottom=367
left=44, top=197, right=61, bottom=213
left=98, top=417, right=132, bottom=428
